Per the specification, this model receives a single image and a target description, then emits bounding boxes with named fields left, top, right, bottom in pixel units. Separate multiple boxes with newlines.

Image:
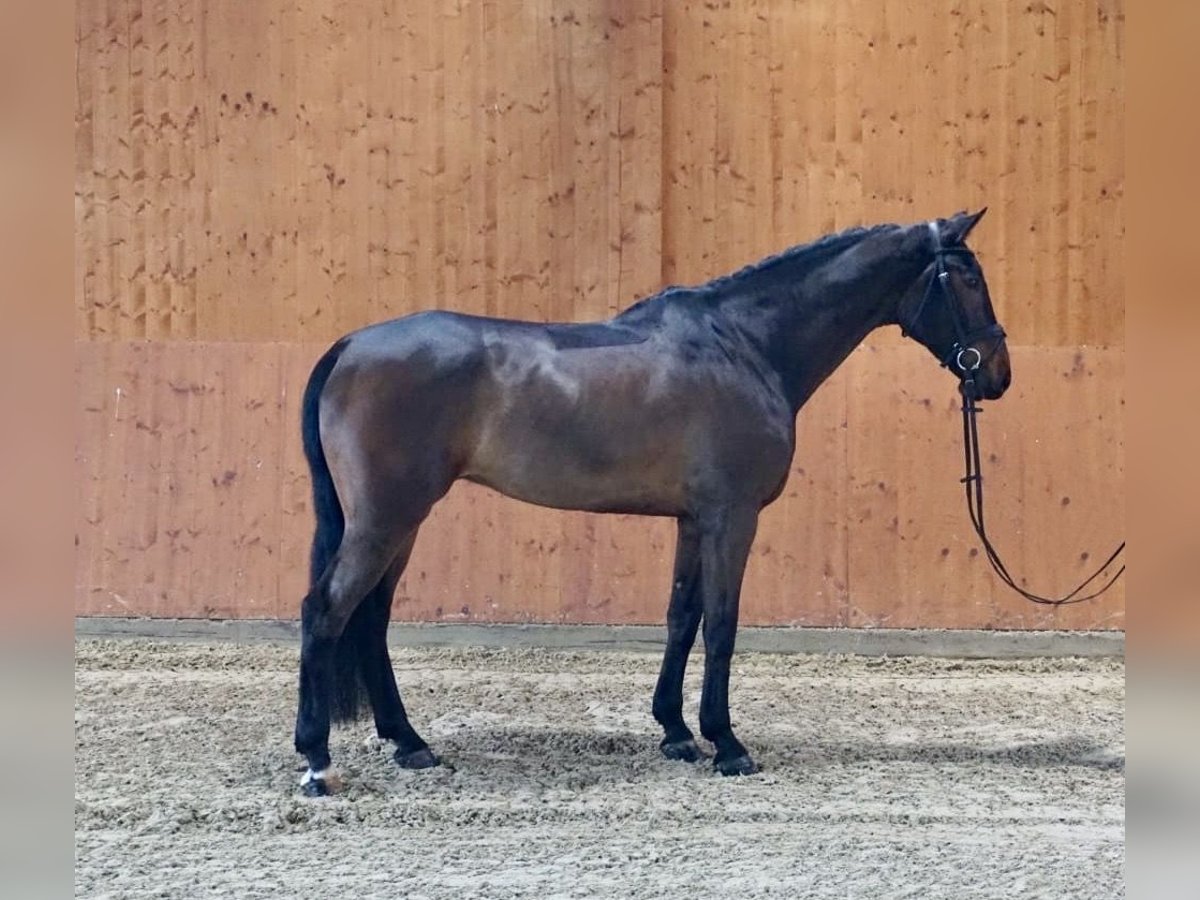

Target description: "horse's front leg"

left=652, top=517, right=704, bottom=762
left=696, top=505, right=759, bottom=776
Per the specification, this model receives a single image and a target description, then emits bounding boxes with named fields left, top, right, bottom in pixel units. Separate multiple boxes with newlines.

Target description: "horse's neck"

left=732, top=237, right=916, bottom=411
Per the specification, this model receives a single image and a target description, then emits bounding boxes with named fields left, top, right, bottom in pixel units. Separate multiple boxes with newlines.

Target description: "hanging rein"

left=908, top=223, right=1125, bottom=606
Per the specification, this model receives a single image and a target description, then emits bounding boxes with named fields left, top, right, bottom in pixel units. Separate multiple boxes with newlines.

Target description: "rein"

left=958, top=374, right=1125, bottom=605
left=914, top=219, right=1126, bottom=605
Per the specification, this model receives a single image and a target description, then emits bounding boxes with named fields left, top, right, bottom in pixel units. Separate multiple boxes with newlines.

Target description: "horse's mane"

left=620, top=222, right=900, bottom=318
left=702, top=222, right=897, bottom=293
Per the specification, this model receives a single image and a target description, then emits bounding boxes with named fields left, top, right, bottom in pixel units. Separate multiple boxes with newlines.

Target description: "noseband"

left=902, top=221, right=1006, bottom=374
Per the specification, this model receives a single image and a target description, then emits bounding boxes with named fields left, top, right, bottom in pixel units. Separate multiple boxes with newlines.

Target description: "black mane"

left=701, top=222, right=898, bottom=292
left=619, top=222, right=900, bottom=319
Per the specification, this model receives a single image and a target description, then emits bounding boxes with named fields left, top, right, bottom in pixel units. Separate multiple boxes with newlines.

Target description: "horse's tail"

left=302, top=339, right=348, bottom=589
left=300, top=338, right=366, bottom=723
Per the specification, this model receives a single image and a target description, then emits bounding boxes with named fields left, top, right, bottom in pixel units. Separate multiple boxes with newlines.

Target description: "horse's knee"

left=300, top=582, right=371, bottom=644
left=301, top=598, right=330, bottom=641
left=300, top=586, right=343, bottom=646
left=702, top=628, right=735, bottom=662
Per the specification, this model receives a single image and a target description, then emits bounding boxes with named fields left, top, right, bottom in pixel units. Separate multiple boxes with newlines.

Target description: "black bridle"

left=901, top=221, right=1007, bottom=373
left=909, top=221, right=1126, bottom=606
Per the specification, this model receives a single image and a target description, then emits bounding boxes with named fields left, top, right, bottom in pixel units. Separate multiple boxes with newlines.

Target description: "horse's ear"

left=942, top=208, right=987, bottom=245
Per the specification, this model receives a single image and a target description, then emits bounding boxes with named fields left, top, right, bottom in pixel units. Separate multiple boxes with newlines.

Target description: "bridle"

left=906, top=221, right=1126, bottom=606
left=901, top=221, right=1007, bottom=375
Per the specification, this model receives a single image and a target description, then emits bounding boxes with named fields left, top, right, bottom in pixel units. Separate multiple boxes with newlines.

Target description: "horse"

left=293, top=209, right=1011, bottom=794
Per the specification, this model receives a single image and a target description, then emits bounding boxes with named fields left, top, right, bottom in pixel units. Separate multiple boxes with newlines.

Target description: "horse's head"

left=897, top=209, right=1011, bottom=400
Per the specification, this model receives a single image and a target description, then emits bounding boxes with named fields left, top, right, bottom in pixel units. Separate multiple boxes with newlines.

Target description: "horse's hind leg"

left=652, top=518, right=704, bottom=762
left=357, top=532, right=440, bottom=770
left=294, top=527, right=400, bottom=795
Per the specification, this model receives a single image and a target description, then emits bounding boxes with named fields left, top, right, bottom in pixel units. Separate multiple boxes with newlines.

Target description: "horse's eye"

left=964, top=275, right=980, bottom=289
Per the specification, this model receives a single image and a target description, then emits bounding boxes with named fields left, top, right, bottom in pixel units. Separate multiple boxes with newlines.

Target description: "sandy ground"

left=75, top=640, right=1124, bottom=899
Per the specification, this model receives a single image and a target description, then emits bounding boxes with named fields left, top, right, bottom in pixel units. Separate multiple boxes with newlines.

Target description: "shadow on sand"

left=424, top=728, right=1124, bottom=776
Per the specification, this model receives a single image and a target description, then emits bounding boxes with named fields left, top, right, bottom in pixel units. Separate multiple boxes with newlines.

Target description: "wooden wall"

left=75, top=0, right=1125, bottom=630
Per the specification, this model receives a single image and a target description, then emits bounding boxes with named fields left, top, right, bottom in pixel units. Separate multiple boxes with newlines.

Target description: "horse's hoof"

left=299, top=768, right=343, bottom=796
left=395, top=746, right=440, bottom=770
left=660, top=738, right=704, bottom=763
left=714, top=754, right=759, bottom=777
left=301, top=778, right=328, bottom=797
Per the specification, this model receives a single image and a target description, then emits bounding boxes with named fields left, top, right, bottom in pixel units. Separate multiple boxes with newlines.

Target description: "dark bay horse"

left=294, top=209, right=1011, bottom=794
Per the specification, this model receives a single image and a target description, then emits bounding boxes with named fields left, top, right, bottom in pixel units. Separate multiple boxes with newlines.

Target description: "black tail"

left=302, top=339, right=348, bottom=588
left=300, top=338, right=367, bottom=723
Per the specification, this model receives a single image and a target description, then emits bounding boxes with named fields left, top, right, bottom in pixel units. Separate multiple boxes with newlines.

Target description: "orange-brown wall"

left=76, top=0, right=1125, bottom=629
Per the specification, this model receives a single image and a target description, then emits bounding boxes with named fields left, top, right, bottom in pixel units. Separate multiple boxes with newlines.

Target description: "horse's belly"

left=462, top=403, right=691, bottom=515
left=463, top=466, right=685, bottom=516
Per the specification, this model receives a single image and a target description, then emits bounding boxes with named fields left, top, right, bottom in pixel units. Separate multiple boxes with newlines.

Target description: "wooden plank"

left=75, top=0, right=99, bottom=337
left=74, top=0, right=202, bottom=339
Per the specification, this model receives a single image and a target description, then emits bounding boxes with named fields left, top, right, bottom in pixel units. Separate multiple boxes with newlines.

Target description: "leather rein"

left=909, top=222, right=1126, bottom=606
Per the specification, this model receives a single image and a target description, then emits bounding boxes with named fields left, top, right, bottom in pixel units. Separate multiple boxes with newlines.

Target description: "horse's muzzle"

left=961, top=356, right=1011, bottom=401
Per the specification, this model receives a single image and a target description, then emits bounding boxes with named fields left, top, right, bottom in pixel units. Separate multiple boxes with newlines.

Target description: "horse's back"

left=339, top=309, right=651, bottom=367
